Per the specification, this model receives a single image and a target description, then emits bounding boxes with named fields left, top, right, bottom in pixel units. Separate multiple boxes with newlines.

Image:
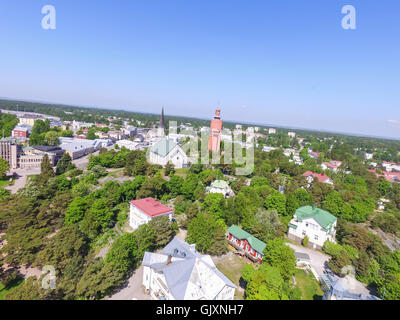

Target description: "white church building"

left=148, top=138, right=189, bottom=169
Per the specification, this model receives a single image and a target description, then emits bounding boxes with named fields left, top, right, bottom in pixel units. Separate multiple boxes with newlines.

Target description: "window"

left=314, top=235, right=318, bottom=240
left=302, top=230, right=306, bottom=236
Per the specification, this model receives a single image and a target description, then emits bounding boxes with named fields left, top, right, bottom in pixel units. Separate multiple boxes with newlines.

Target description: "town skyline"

left=1, top=1, right=399, bottom=139
left=1, top=96, right=400, bottom=142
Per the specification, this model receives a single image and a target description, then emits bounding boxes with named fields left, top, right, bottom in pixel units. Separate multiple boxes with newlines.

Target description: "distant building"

left=262, top=146, right=278, bottom=153
left=148, top=138, right=189, bottom=169
left=288, top=131, right=296, bottom=138
left=227, top=225, right=266, bottom=263
left=142, top=238, right=236, bottom=300
left=0, top=139, right=19, bottom=169
left=206, top=180, right=234, bottom=198
left=268, top=128, right=276, bottom=134
left=362, top=152, right=373, bottom=160
left=129, top=197, right=173, bottom=230
left=59, top=137, right=98, bottom=160
left=303, top=171, right=334, bottom=185
left=116, top=139, right=139, bottom=151
left=18, top=114, right=43, bottom=126
left=321, top=160, right=343, bottom=173
left=309, top=151, right=320, bottom=159
left=12, top=124, right=32, bottom=139
left=208, top=109, right=223, bottom=152
left=19, top=146, right=64, bottom=169
left=288, top=205, right=337, bottom=249
left=383, top=161, right=400, bottom=172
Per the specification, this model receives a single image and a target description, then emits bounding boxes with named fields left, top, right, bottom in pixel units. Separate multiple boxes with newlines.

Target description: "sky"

left=0, top=0, right=399, bottom=138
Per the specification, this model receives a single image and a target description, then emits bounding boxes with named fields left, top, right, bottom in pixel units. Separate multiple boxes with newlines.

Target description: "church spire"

left=159, top=107, right=165, bottom=129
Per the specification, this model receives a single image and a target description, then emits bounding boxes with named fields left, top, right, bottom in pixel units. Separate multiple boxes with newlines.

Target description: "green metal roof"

left=294, top=205, right=337, bottom=232
left=150, top=138, right=178, bottom=157
left=210, top=180, right=229, bottom=189
left=288, top=223, right=297, bottom=229
left=227, top=224, right=266, bottom=254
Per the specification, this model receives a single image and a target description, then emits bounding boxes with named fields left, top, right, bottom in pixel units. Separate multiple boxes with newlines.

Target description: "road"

left=72, top=145, right=115, bottom=170
left=286, top=243, right=330, bottom=279
left=5, top=168, right=41, bottom=194
left=107, top=266, right=152, bottom=300
left=287, top=242, right=372, bottom=295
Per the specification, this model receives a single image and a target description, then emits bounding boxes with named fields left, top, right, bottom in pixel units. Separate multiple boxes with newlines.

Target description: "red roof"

left=129, top=197, right=173, bottom=217
left=368, top=169, right=400, bottom=183
left=303, top=171, right=331, bottom=183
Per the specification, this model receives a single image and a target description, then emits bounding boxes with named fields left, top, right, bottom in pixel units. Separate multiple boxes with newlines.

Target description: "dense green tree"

left=149, top=215, right=176, bottom=249
left=106, top=233, right=140, bottom=274
left=56, top=153, right=74, bottom=175
left=0, top=158, right=9, bottom=176
left=202, top=193, right=225, bottom=219
left=166, top=175, right=184, bottom=197
left=186, top=212, right=227, bottom=255
left=262, top=239, right=296, bottom=280
left=265, top=191, right=287, bottom=216
left=64, top=196, right=89, bottom=225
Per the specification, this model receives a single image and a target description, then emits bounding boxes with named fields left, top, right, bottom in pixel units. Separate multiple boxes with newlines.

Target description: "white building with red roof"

left=309, top=151, right=320, bottom=159
left=303, top=171, right=334, bottom=185
left=368, top=169, right=400, bottom=183
left=382, top=161, right=400, bottom=172
left=129, top=197, right=174, bottom=230
left=321, top=160, right=343, bottom=172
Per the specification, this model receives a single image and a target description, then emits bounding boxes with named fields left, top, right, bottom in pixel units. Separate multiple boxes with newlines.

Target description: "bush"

left=302, top=235, right=309, bottom=247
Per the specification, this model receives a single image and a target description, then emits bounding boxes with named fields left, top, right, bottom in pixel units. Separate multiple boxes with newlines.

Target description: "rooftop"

left=142, top=238, right=236, bottom=300
left=130, top=197, right=173, bottom=217
left=227, top=224, right=266, bottom=254
left=294, top=205, right=337, bottom=232
left=150, top=138, right=178, bottom=157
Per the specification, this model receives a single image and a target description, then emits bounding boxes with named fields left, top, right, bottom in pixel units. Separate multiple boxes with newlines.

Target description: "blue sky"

left=0, top=1, right=399, bottom=138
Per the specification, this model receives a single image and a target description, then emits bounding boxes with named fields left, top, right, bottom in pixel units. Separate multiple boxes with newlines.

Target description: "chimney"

left=167, top=255, right=172, bottom=265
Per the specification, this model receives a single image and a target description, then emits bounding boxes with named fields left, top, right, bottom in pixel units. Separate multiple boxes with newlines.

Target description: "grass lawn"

left=294, top=269, right=324, bottom=300
left=174, top=168, right=190, bottom=179
left=160, top=167, right=190, bottom=180
left=0, top=277, right=24, bottom=300
left=0, top=176, right=15, bottom=187
left=214, top=253, right=249, bottom=300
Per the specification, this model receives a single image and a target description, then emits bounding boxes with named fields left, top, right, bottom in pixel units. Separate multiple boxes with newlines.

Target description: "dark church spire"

left=159, top=107, right=165, bottom=129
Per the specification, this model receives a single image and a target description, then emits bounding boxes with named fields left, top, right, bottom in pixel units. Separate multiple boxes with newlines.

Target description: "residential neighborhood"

left=1, top=1, right=400, bottom=308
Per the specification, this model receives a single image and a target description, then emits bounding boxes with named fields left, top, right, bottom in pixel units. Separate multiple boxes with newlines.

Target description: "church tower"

left=158, top=107, right=165, bottom=137
left=208, top=108, right=222, bottom=152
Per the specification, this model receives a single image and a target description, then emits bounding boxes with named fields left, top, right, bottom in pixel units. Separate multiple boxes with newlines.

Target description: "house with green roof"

left=288, top=205, right=337, bottom=249
left=148, top=138, right=189, bottom=169
left=227, top=225, right=266, bottom=263
left=205, top=179, right=234, bottom=198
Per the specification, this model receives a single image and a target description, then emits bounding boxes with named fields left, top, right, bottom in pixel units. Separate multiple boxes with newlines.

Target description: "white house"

left=383, top=161, right=400, bottom=172
left=321, top=160, right=343, bottom=173
left=268, top=128, right=276, bottom=134
left=288, top=132, right=296, bottom=138
left=116, top=139, right=139, bottom=150
left=142, top=238, right=236, bottom=300
left=148, top=138, right=189, bottom=169
left=288, top=205, right=337, bottom=249
left=129, top=197, right=173, bottom=230
left=302, top=171, right=334, bottom=185
left=205, top=180, right=234, bottom=198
